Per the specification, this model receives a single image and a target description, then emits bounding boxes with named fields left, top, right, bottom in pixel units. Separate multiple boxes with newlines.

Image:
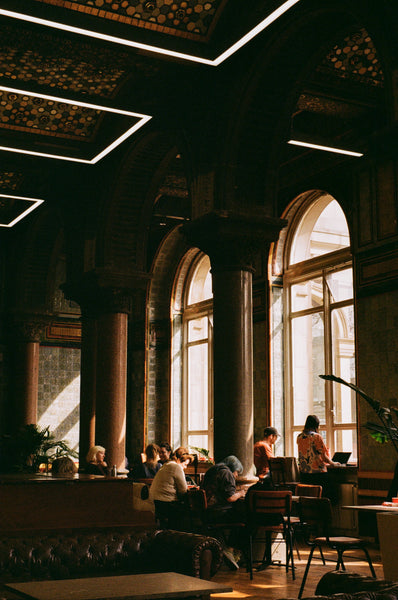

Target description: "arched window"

left=279, top=193, right=356, bottom=461
left=172, top=253, right=213, bottom=454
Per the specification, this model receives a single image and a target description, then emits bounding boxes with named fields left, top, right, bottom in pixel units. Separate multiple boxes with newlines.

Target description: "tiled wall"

left=38, top=345, right=80, bottom=453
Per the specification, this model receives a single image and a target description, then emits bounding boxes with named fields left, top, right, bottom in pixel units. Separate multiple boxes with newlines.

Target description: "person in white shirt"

left=149, top=446, right=193, bottom=528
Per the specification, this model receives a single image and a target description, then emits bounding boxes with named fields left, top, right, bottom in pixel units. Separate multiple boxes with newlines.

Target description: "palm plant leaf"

left=320, top=374, right=398, bottom=455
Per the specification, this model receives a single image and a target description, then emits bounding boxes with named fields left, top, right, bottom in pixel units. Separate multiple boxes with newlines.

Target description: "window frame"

left=283, top=238, right=356, bottom=459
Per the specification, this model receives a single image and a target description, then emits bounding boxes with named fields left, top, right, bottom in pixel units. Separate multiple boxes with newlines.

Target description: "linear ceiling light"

left=288, top=139, right=364, bottom=157
left=0, top=1, right=302, bottom=66
left=0, top=85, right=152, bottom=164
left=0, top=194, right=44, bottom=227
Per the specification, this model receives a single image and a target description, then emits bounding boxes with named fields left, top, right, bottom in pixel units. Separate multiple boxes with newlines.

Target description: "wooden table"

left=5, top=573, right=233, bottom=600
left=343, top=504, right=398, bottom=512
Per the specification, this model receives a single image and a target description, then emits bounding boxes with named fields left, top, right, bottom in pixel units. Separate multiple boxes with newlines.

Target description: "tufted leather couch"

left=300, top=571, right=398, bottom=600
left=0, top=527, right=223, bottom=597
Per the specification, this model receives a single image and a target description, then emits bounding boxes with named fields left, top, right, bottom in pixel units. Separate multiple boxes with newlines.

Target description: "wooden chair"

left=246, top=489, right=295, bottom=580
left=298, top=496, right=376, bottom=599
left=269, top=458, right=297, bottom=492
left=186, top=488, right=248, bottom=570
left=292, top=483, right=323, bottom=559
left=295, top=483, right=322, bottom=498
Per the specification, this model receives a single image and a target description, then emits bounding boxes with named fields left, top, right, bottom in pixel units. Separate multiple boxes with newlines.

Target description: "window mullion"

left=323, top=271, right=334, bottom=453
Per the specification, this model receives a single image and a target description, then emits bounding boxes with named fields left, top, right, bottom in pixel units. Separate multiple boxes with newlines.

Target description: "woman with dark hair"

left=297, top=414, right=340, bottom=500
left=131, top=443, right=161, bottom=479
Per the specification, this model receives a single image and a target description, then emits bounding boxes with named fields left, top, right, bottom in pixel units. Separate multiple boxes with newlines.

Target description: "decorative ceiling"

left=0, top=1, right=388, bottom=226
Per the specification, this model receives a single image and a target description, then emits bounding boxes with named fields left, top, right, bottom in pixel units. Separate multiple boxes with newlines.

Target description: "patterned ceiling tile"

left=297, top=94, right=368, bottom=118
left=318, top=28, right=384, bottom=87
left=0, top=90, right=101, bottom=140
left=0, top=171, right=24, bottom=191
left=0, top=26, right=129, bottom=98
left=33, top=0, right=226, bottom=40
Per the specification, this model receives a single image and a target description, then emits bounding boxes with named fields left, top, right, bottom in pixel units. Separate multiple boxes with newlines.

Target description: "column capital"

left=62, top=269, right=151, bottom=316
left=182, top=210, right=286, bottom=272
left=8, top=314, right=48, bottom=342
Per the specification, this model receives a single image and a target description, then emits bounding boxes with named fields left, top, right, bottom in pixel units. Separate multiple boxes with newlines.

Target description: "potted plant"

left=0, top=424, right=78, bottom=473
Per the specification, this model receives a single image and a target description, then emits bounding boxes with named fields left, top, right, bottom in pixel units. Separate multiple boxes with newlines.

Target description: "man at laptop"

left=297, top=414, right=341, bottom=502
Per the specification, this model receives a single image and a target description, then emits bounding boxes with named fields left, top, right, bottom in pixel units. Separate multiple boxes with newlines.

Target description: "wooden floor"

left=211, top=543, right=384, bottom=599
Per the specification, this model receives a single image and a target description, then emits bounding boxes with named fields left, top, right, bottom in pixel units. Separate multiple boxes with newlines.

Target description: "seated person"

left=253, top=426, right=279, bottom=479
left=131, top=443, right=162, bottom=479
left=201, top=455, right=246, bottom=569
left=149, top=446, right=193, bottom=529
left=158, top=442, right=172, bottom=464
left=85, top=445, right=108, bottom=476
left=51, top=456, right=78, bottom=476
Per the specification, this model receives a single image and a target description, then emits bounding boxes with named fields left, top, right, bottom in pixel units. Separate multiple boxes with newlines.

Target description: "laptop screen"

left=331, top=451, right=351, bottom=465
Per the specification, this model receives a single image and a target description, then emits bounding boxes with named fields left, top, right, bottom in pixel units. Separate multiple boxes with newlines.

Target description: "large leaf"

left=320, top=374, right=398, bottom=455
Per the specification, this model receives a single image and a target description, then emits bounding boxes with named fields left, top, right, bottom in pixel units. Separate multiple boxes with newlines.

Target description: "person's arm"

left=226, top=489, right=246, bottom=502
left=174, top=463, right=188, bottom=496
left=316, top=436, right=340, bottom=467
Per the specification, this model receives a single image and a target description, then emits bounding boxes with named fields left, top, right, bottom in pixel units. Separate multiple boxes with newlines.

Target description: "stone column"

left=10, top=319, right=45, bottom=431
left=95, top=291, right=130, bottom=472
left=183, top=210, right=286, bottom=479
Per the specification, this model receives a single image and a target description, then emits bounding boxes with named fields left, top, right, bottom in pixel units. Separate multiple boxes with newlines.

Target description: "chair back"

left=186, top=488, right=208, bottom=514
left=247, top=489, right=292, bottom=527
left=295, top=483, right=322, bottom=498
left=268, top=458, right=287, bottom=487
left=298, top=496, right=332, bottom=539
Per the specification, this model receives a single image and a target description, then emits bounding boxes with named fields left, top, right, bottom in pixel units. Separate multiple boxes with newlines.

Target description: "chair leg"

left=362, top=547, right=377, bottom=578
left=287, top=528, right=296, bottom=580
left=248, top=533, right=253, bottom=580
left=298, top=546, right=316, bottom=599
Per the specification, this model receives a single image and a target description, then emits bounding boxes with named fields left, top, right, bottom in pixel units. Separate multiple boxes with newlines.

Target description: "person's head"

left=304, top=415, right=320, bottom=432
left=145, top=443, right=160, bottom=463
left=86, top=445, right=106, bottom=464
left=222, top=455, right=243, bottom=479
left=172, top=446, right=193, bottom=469
left=51, top=456, right=78, bottom=476
left=263, top=426, right=279, bottom=444
left=158, top=442, right=172, bottom=463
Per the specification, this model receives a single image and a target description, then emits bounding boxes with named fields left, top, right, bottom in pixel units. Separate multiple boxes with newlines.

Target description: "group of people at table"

left=79, top=414, right=341, bottom=570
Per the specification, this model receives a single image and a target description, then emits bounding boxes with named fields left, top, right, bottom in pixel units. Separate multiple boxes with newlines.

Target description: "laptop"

left=331, top=451, right=351, bottom=465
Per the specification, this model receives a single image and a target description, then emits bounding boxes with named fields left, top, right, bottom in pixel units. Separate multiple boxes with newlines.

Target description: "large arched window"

left=280, top=193, right=357, bottom=461
left=172, top=253, right=213, bottom=454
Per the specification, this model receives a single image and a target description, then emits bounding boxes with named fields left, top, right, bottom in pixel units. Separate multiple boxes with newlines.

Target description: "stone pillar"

left=183, top=211, right=286, bottom=479
left=95, top=296, right=130, bottom=472
left=10, top=319, right=45, bottom=431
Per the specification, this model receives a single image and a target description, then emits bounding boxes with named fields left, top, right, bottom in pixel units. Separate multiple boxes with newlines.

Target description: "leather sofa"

left=0, top=527, right=223, bottom=597
left=305, top=571, right=398, bottom=600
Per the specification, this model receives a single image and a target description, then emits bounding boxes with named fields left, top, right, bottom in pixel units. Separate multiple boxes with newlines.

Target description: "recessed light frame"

left=0, top=193, right=44, bottom=227
left=288, top=139, right=363, bottom=157
left=0, top=1, right=301, bottom=66
left=0, top=85, right=152, bottom=164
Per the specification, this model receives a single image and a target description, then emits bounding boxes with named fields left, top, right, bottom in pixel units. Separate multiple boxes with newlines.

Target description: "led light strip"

left=0, top=193, right=44, bottom=227
left=288, top=139, right=363, bottom=157
left=0, top=0, right=301, bottom=66
left=0, top=85, right=152, bottom=163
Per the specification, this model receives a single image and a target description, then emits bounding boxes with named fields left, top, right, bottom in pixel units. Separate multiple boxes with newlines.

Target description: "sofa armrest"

left=315, top=572, right=395, bottom=596
left=144, top=530, right=223, bottom=580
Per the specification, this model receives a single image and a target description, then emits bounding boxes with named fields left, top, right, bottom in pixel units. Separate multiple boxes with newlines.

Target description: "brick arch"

left=95, top=131, right=193, bottom=275
left=9, top=207, right=63, bottom=314
left=145, top=225, right=192, bottom=445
